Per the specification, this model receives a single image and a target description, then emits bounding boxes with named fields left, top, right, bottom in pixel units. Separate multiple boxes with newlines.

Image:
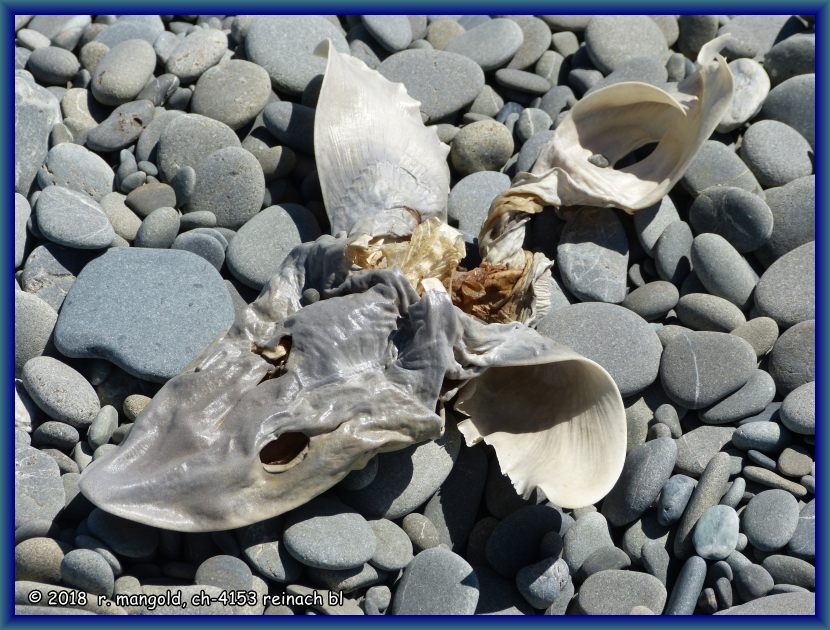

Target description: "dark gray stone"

left=87, top=507, right=159, bottom=559
left=759, top=73, right=814, bottom=149
left=262, top=101, right=315, bottom=156
left=507, top=16, right=551, bottom=70
left=742, top=489, right=799, bottom=552
left=755, top=241, right=814, bottom=329
left=735, top=564, right=774, bottom=601
left=691, top=233, right=757, bottom=310
left=622, top=282, right=679, bottom=322
left=444, top=18, right=523, bottom=71
left=715, top=591, right=814, bottom=614
left=675, top=293, right=746, bottom=332
left=756, top=175, right=814, bottom=266
left=584, top=15, right=669, bottom=74
left=682, top=140, right=763, bottom=198
left=768, top=319, right=814, bottom=395
left=780, top=381, right=814, bottom=436
left=575, top=546, right=631, bottom=582
left=674, top=452, right=731, bottom=558
left=135, top=109, right=184, bottom=164
left=238, top=517, right=303, bottom=583
left=91, top=39, right=156, bottom=106
left=195, top=555, right=252, bottom=590
left=657, top=474, right=697, bottom=526
left=677, top=15, right=719, bottom=58
left=124, top=182, right=178, bottom=218
left=762, top=555, right=814, bottom=591
left=562, top=512, right=614, bottom=575
left=731, top=317, right=779, bottom=358
left=764, top=33, right=815, bottom=86
left=718, top=15, right=807, bottom=60
left=664, top=555, right=706, bottom=614
left=787, top=499, right=814, bottom=559
left=487, top=504, right=569, bottom=577
left=86, top=100, right=155, bottom=153
left=60, top=549, right=114, bottom=597
left=575, top=570, right=667, bottom=614
left=516, top=557, right=570, bottom=609
left=392, top=547, right=479, bottom=614
left=516, top=129, right=555, bottom=172
left=740, top=120, right=813, bottom=189
left=655, top=220, right=694, bottom=284
left=700, top=369, right=776, bottom=425
left=641, top=540, right=669, bottom=585
left=588, top=56, right=669, bottom=94
left=743, top=466, right=808, bottom=497
left=495, top=68, right=551, bottom=95
left=688, top=187, right=773, bottom=253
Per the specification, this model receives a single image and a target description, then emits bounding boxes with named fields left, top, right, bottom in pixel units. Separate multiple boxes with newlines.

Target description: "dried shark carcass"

left=79, top=36, right=733, bottom=533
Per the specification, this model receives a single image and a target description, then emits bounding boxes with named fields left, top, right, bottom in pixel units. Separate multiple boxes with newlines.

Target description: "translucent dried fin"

left=314, top=39, right=450, bottom=236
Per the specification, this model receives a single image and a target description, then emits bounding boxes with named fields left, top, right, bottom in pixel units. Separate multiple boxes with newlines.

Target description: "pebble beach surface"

left=14, top=14, right=815, bottom=615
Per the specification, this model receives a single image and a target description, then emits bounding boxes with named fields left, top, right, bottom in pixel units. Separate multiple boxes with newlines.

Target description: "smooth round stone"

left=622, top=281, right=679, bottom=322
left=755, top=241, right=814, bottom=328
left=15, top=537, right=70, bottom=583
left=15, top=290, right=57, bottom=376
left=700, top=369, right=776, bottom=424
left=657, top=474, right=696, bottom=526
left=262, top=101, right=315, bottom=155
left=602, top=438, right=677, bottom=527
left=238, top=517, right=302, bottom=583
left=191, top=60, right=271, bottom=130
left=633, top=196, right=680, bottom=257
left=362, top=15, right=412, bottom=52
left=32, top=421, right=79, bottom=451
left=716, top=591, right=814, bottom=615
left=780, top=381, right=814, bottom=435
left=777, top=446, right=812, bottom=478
left=735, top=564, right=774, bottom=601
left=563, top=512, right=615, bottom=575
left=87, top=405, right=117, bottom=449
left=171, top=231, right=225, bottom=271
left=85, top=507, right=158, bottom=561
left=576, top=570, right=667, bottom=615
left=515, top=108, right=552, bottom=144
left=444, top=18, right=523, bottom=71
left=676, top=15, right=718, bottom=58
left=401, top=513, right=442, bottom=553
left=368, top=519, right=413, bottom=571
left=557, top=208, right=628, bottom=303
left=134, top=110, right=184, bottom=163
left=787, top=499, right=814, bottom=559
left=15, top=444, right=65, bottom=529
left=768, top=319, right=814, bottom=395
left=134, top=206, right=180, bottom=249
left=688, top=187, right=773, bottom=253
left=35, top=185, right=114, bottom=249
left=732, top=421, right=792, bottom=455
left=486, top=504, right=570, bottom=577
left=744, top=466, right=808, bottom=497
left=156, top=113, right=241, bottom=182
left=588, top=56, right=669, bottom=93
left=539, top=84, right=574, bottom=119
left=495, top=68, right=551, bottom=95
left=682, top=140, right=763, bottom=197
left=340, top=458, right=378, bottom=492
left=584, top=15, right=669, bottom=74
left=100, top=193, right=141, bottom=241
left=22, top=356, right=99, bottom=430
left=226, top=204, right=320, bottom=290
left=762, top=555, right=814, bottom=591
left=691, top=234, right=757, bottom=310
left=675, top=293, right=746, bottom=332
left=125, top=183, right=177, bottom=218
left=91, top=39, right=156, bottom=106
left=507, top=16, right=551, bottom=70
left=740, top=120, right=813, bottom=189
left=516, top=129, right=555, bottom=172
left=731, top=317, right=779, bottom=358
left=379, top=49, right=484, bottom=121
left=60, top=549, right=114, bottom=597
left=338, top=429, right=461, bottom=521
left=309, top=563, right=385, bottom=595
left=717, top=58, right=770, bottom=132
left=538, top=15, right=592, bottom=31
left=692, top=505, right=739, bottom=560
left=179, top=210, right=216, bottom=232
left=718, top=14, right=806, bottom=59
left=664, top=555, right=707, bottom=614
left=246, top=15, right=349, bottom=94
left=86, top=100, right=155, bottom=152
left=95, top=15, right=165, bottom=47
left=765, top=33, right=815, bottom=86
left=392, top=547, right=478, bottom=614
left=54, top=247, right=234, bottom=382
left=447, top=171, right=510, bottom=238
left=756, top=175, right=814, bottom=266
left=187, top=147, right=265, bottom=229
left=166, top=28, right=228, bottom=84
left=641, top=541, right=669, bottom=585
left=516, top=557, right=570, bottom=610
left=759, top=73, right=814, bottom=149
left=538, top=302, right=662, bottom=398
left=576, top=546, right=631, bottom=582
left=38, top=143, right=114, bottom=201
left=621, top=511, right=671, bottom=564
left=283, top=495, right=376, bottom=570
left=16, top=76, right=62, bottom=195
left=450, top=119, right=513, bottom=176
left=27, top=46, right=80, bottom=85
left=655, top=220, right=694, bottom=284
left=195, top=555, right=252, bottom=590
left=742, top=489, right=799, bottom=552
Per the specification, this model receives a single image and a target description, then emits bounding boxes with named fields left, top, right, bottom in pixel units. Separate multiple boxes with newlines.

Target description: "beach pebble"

left=575, top=570, right=667, bottom=615
left=622, top=282, right=679, bottom=322
left=734, top=564, right=774, bottom=601
left=85, top=100, right=155, bottom=153
left=756, top=175, right=814, bottom=266
left=16, top=77, right=62, bottom=194
left=731, top=317, right=779, bottom=358
left=191, top=60, right=271, bottom=130
left=450, top=119, right=514, bottom=176
left=38, top=143, right=114, bottom=201
left=787, top=499, right=814, bottom=559
left=768, top=319, right=814, bottom=395
left=688, top=187, right=773, bottom=253
left=732, top=420, right=792, bottom=454
left=35, top=185, right=114, bottom=249
left=156, top=113, right=240, bottom=182
left=60, top=549, right=114, bottom=597
left=368, top=519, right=413, bottom=571
left=487, top=504, right=570, bottom=577
left=682, top=140, right=763, bottom=197
left=87, top=508, right=158, bottom=559
left=171, top=231, right=225, bottom=271
left=740, top=120, right=813, bottom=188
left=54, top=247, right=234, bottom=382
left=262, top=101, right=315, bottom=155
left=26, top=46, right=80, bottom=85
left=654, top=221, right=694, bottom=284
left=538, top=302, right=662, bottom=398
left=444, top=18, right=523, bottom=71
left=664, top=555, right=706, bottom=614
left=777, top=446, right=812, bottom=477
left=391, top=547, right=479, bottom=614
left=699, top=369, right=776, bottom=424
left=659, top=331, right=756, bottom=410
left=134, top=206, right=180, bottom=249
left=15, top=286, right=58, bottom=376
left=87, top=405, right=118, bottom=449
left=562, top=512, right=615, bottom=575
left=15, top=537, right=70, bottom=584
left=759, top=73, right=814, bottom=149
left=673, top=452, right=732, bottom=558
left=516, top=557, right=570, bottom=610
left=742, top=489, right=799, bottom=552
left=762, top=555, right=814, bottom=591
left=657, top=474, right=697, bottom=526
left=690, top=234, right=757, bottom=310
left=447, top=171, right=510, bottom=238
left=743, top=467, right=808, bottom=497
left=692, top=505, right=739, bottom=560
left=754, top=241, right=814, bottom=329
left=641, top=541, right=669, bottom=585
left=675, top=293, right=745, bottom=332
left=779, top=381, right=815, bottom=435
left=556, top=208, right=628, bottom=303
left=91, top=39, right=156, bottom=106
left=576, top=547, right=631, bottom=582
left=715, top=591, right=814, bottom=615
left=238, top=517, right=302, bottom=583
left=166, top=28, right=227, bottom=84
left=764, top=33, right=814, bottom=86
left=15, top=444, right=65, bottom=529
left=584, top=15, right=669, bottom=74
left=401, top=513, right=442, bottom=553
left=362, top=15, right=412, bottom=52
left=22, top=356, right=100, bottom=429
left=195, top=555, right=252, bottom=590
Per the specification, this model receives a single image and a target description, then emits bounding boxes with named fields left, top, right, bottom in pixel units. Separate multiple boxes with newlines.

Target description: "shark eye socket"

left=260, top=432, right=310, bottom=473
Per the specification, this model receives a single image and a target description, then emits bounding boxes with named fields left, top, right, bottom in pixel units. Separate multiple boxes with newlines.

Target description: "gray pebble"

left=515, top=108, right=552, bottom=144
left=119, top=171, right=146, bottom=194
left=516, top=557, right=570, bottom=609
left=91, top=39, right=156, bottom=106
left=516, top=129, right=555, bottom=172
left=508, top=16, right=551, bottom=70
left=654, top=220, right=694, bottom=284
left=262, top=101, right=315, bottom=156
left=787, top=499, right=814, bottom=559
left=755, top=241, right=814, bottom=329
left=622, top=281, right=679, bottom=321
left=756, top=175, right=814, bottom=266
left=450, top=119, right=513, bottom=176
left=495, top=68, right=551, bottom=95
left=195, top=555, right=252, bottom=590
left=682, top=140, right=763, bottom=197
left=768, top=319, right=814, bottom=395
left=368, top=519, right=413, bottom=571
left=488, top=504, right=570, bottom=577
left=156, top=113, right=240, bottom=182
left=100, top=192, right=141, bottom=242
left=674, top=426, right=740, bottom=479
left=641, top=540, right=669, bottom=585
left=134, top=109, right=184, bottom=164
left=550, top=30, right=579, bottom=56
left=444, top=18, right=523, bottom=71
left=35, top=185, right=114, bottom=249
left=693, top=505, right=739, bottom=560
left=125, top=183, right=178, bottom=218
left=677, top=15, right=719, bottom=58
left=95, top=15, right=164, bottom=47
left=166, top=28, right=227, bottom=84
left=60, top=548, right=114, bottom=597
left=86, top=100, right=155, bottom=153
left=674, top=452, right=732, bottom=558
left=538, top=302, right=662, bottom=398
left=621, top=511, right=671, bottom=565
left=688, top=187, right=773, bottom=253
left=179, top=210, right=216, bottom=231
left=401, top=513, right=441, bottom=553
left=576, top=546, right=631, bottom=582
left=780, top=381, right=814, bottom=436
left=690, top=233, right=757, bottom=310
left=309, top=563, right=385, bottom=594
left=744, top=466, right=808, bottom=497
left=734, top=564, right=774, bottom=601
left=86, top=508, right=155, bottom=559
left=238, top=517, right=302, bottom=583
left=38, top=142, right=114, bottom=201
left=246, top=16, right=349, bottom=95
left=732, top=417, right=792, bottom=454
left=633, top=196, right=680, bottom=257
left=538, top=85, right=574, bottom=120
left=363, top=15, right=412, bottom=52
left=575, top=570, right=667, bottom=614
left=731, top=317, right=779, bottom=358
left=339, top=457, right=378, bottom=491
left=87, top=405, right=117, bottom=450
left=588, top=56, right=668, bottom=94
left=15, top=443, right=65, bottom=529
left=22, top=356, right=100, bottom=429
left=762, top=555, right=814, bottom=591
left=134, top=206, right=180, bottom=249
left=700, top=369, right=776, bottom=425
left=15, top=536, right=70, bottom=583
left=658, top=474, right=697, bottom=526
left=32, top=421, right=79, bottom=451
left=379, top=49, right=484, bottom=120
left=14, top=286, right=58, bottom=376
left=363, top=585, right=391, bottom=615
left=391, top=547, right=479, bottom=614
left=720, top=477, right=746, bottom=509
left=742, top=489, right=799, bottom=552
left=447, top=171, right=510, bottom=238
left=54, top=247, right=233, bottom=382
left=191, top=60, right=270, bottom=130
left=171, top=231, right=225, bottom=270
left=718, top=15, right=806, bottom=60
left=654, top=404, right=682, bottom=439
left=584, top=15, right=668, bottom=74
left=764, top=33, right=814, bottom=86
left=777, top=446, right=812, bottom=477
left=675, top=293, right=746, bottom=332
left=562, top=512, right=614, bottom=575
left=27, top=46, right=80, bottom=85
left=759, top=73, right=814, bottom=149
left=15, top=74, right=61, bottom=196
left=715, top=591, right=815, bottom=615
left=740, top=120, right=813, bottom=188
left=664, top=555, right=706, bottom=615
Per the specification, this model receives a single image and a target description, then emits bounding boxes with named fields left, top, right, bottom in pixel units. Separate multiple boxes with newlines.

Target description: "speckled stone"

left=675, top=293, right=746, bottom=332
left=60, top=548, right=114, bottom=597
left=742, top=489, right=799, bottom=552
left=368, top=519, right=413, bottom=571
left=690, top=233, right=757, bottom=310
left=740, top=118, right=813, bottom=188
left=657, top=474, right=697, bottom=526
left=759, top=73, right=815, bottom=149
left=756, top=175, right=814, bottom=266
left=16, top=76, right=62, bottom=195
left=762, top=555, right=814, bottom=591
left=444, top=18, right=523, bottom=71
left=673, top=452, right=731, bottom=558
left=575, top=570, right=667, bottom=615
left=654, top=220, right=694, bottom=284
left=450, top=119, right=514, bottom=176
left=768, top=319, right=814, bottom=395
left=27, top=46, right=80, bottom=85
left=166, top=28, right=228, bottom=84
left=732, top=418, right=792, bottom=454
left=682, top=140, right=763, bottom=198
left=664, top=555, right=706, bottom=614
left=35, top=185, right=114, bottom=249
left=91, top=39, right=157, bottom=106
left=688, top=187, right=773, bottom=253
left=156, top=113, right=240, bottom=182
left=584, top=15, right=669, bottom=74
left=391, top=547, right=479, bottom=614
left=362, top=15, right=412, bottom=52
left=780, top=381, right=815, bottom=436
left=238, top=517, right=302, bottom=583
left=700, top=369, right=776, bottom=425
left=731, top=317, right=779, bottom=358
left=487, top=504, right=570, bottom=577
left=562, top=512, right=615, bottom=575
left=516, top=557, right=571, bottom=610
left=21, top=356, right=100, bottom=429
left=754, top=241, right=814, bottom=329
left=134, top=206, right=180, bottom=249
left=124, top=182, right=178, bottom=219
left=15, top=537, right=71, bottom=584
left=622, top=282, right=679, bottom=322
left=735, top=564, right=774, bottom=601
left=195, top=555, right=253, bottom=590
left=38, top=143, right=114, bottom=201
left=14, top=289, right=56, bottom=377
left=191, top=60, right=271, bottom=130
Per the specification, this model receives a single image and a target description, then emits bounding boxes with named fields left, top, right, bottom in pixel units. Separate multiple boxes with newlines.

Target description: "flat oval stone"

left=95, top=15, right=165, bottom=47
left=732, top=421, right=792, bottom=455
left=166, top=28, right=228, bottom=84
left=125, top=183, right=177, bottom=219
left=693, top=505, right=739, bottom=560
left=362, top=15, right=412, bottom=52
left=262, top=101, right=315, bottom=155
left=91, top=39, right=156, bottom=106
left=717, top=58, right=770, bottom=133
left=35, top=185, right=114, bottom=249
left=622, top=281, right=679, bottom=322
left=226, top=204, right=320, bottom=290
left=731, top=317, right=779, bottom=358
left=447, top=171, right=510, bottom=238
left=765, top=33, right=814, bottom=86
left=444, top=18, right=523, bottom=71
left=86, top=100, right=155, bottom=153
left=664, top=555, right=707, bottom=614
left=621, top=511, right=671, bottom=564
left=195, top=555, right=252, bottom=590
left=754, top=241, right=814, bottom=329
left=562, top=512, right=614, bottom=575
left=576, top=546, right=631, bottom=582
left=245, top=15, right=349, bottom=95
left=379, top=49, right=484, bottom=120
left=777, top=446, right=812, bottom=478
left=768, top=319, right=814, bottom=395
left=756, top=175, right=814, bottom=265
left=27, top=46, right=80, bottom=85
left=682, top=140, right=763, bottom=197
left=762, top=555, right=814, bottom=591
left=495, top=68, right=551, bottom=95
left=187, top=147, right=265, bottom=229
left=21, top=356, right=100, bottom=429
left=15, top=537, right=70, bottom=583
left=134, top=206, right=180, bottom=249
left=700, top=369, right=776, bottom=424
left=576, top=570, right=667, bottom=615
left=15, top=443, right=65, bottom=529
left=156, top=113, right=240, bottom=182
left=743, top=466, right=808, bottom=497
left=537, top=302, right=662, bottom=398
left=742, top=489, right=799, bottom=552
left=780, top=381, right=814, bottom=435
left=742, top=119, right=813, bottom=188
left=675, top=293, right=746, bottom=332
left=283, top=495, right=376, bottom=570
left=759, top=73, right=814, bottom=149
left=54, top=247, right=234, bottom=382
left=135, top=109, right=184, bottom=163
left=633, top=196, right=680, bottom=256
left=585, top=15, right=669, bottom=74
left=87, top=405, right=117, bottom=449
left=238, top=517, right=302, bottom=583
left=191, top=60, right=271, bottom=130
left=450, top=119, right=513, bottom=176
left=31, top=420, right=79, bottom=451
left=38, top=143, right=114, bottom=201
left=654, top=220, right=694, bottom=284
left=507, top=16, right=551, bottom=70
left=787, top=498, right=814, bottom=559
left=660, top=330, right=756, bottom=409
left=171, top=231, right=225, bottom=271
left=557, top=208, right=628, bottom=303
left=673, top=452, right=732, bottom=558
left=657, top=474, right=696, bottom=526
left=391, top=547, right=478, bottom=614
left=61, top=549, right=114, bottom=597
left=601, top=437, right=677, bottom=527
left=688, top=187, right=773, bottom=253
left=735, top=563, right=774, bottom=601
left=15, top=290, right=59, bottom=375
left=368, top=519, right=413, bottom=571
left=690, top=233, right=757, bottom=310
left=486, top=504, right=569, bottom=577
left=716, top=591, right=814, bottom=615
